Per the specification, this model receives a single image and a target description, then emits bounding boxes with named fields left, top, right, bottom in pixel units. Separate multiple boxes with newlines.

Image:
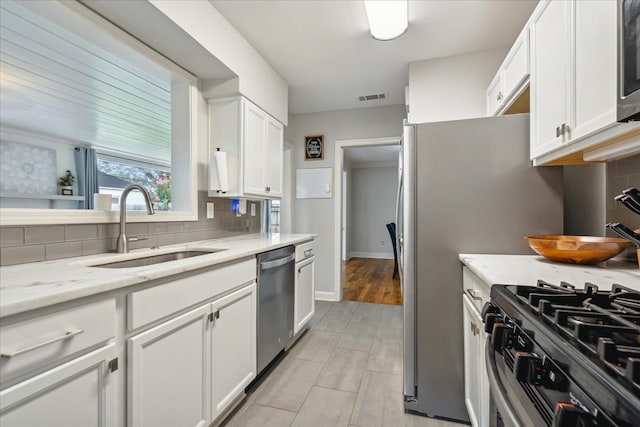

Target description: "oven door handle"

left=486, top=338, right=522, bottom=427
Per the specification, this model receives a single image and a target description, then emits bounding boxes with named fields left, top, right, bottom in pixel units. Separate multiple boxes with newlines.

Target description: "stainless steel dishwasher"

left=256, top=245, right=295, bottom=373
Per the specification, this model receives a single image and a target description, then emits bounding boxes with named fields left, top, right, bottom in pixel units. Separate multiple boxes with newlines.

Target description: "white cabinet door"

left=128, top=305, right=210, bottom=427
left=486, top=73, right=504, bottom=116
left=242, top=101, right=268, bottom=197
left=294, top=257, right=315, bottom=335
left=530, top=0, right=571, bottom=159
left=462, top=294, right=488, bottom=427
left=502, top=28, right=529, bottom=101
left=571, top=0, right=617, bottom=141
left=210, top=283, right=257, bottom=422
left=0, top=344, right=116, bottom=427
left=266, top=117, right=283, bottom=197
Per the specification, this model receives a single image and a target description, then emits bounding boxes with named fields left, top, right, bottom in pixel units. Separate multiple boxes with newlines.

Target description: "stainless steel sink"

left=90, top=250, right=225, bottom=268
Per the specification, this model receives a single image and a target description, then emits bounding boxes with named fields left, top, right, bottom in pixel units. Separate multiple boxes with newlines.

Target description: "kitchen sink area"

left=89, top=249, right=226, bottom=268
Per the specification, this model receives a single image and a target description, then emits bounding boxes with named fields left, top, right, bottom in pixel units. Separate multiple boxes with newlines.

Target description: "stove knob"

left=481, top=302, right=497, bottom=319
left=483, top=312, right=501, bottom=334
left=513, top=332, right=533, bottom=352
left=513, top=352, right=543, bottom=384
left=491, top=323, right=515, bottom=349
left=553, top=403, right=594, bottom=427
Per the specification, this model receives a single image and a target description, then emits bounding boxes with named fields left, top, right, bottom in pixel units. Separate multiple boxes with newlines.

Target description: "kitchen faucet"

left=116, top=184, right=155, bottom=253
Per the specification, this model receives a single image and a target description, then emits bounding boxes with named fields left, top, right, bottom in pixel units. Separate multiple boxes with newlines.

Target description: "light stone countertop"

left=0, top=233, right=315, bottom=318
left=459, top=254, right=640, bottom=291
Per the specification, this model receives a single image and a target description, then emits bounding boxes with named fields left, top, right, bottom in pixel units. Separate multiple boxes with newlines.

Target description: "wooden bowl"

left=524, top=235, right=629, bottom=265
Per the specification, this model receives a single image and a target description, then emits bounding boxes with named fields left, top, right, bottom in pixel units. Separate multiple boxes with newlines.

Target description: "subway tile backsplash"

left=0, top=194, right=262, bottom=266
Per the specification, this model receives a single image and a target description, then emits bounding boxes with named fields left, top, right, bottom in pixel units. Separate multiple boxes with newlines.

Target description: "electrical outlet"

left=251, top=203, right=256, bottom=216
left=379, top=240, right=385, bottom=247
left=206, top=202, right=214, bottom=219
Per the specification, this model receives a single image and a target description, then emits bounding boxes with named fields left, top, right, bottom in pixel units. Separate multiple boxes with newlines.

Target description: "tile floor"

left=222, top=300, right=459, bottom=427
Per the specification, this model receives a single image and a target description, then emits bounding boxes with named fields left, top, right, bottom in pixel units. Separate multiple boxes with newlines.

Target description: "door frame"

left=333, top=136, right=401, bottom=301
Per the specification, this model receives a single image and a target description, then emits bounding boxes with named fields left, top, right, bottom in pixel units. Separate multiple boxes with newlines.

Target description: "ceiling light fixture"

left=363, top=0, right=408, bottom=41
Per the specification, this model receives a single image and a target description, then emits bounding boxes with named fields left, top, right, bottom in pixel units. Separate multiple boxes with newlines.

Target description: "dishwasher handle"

left=260, top=253, right=295, bottom=270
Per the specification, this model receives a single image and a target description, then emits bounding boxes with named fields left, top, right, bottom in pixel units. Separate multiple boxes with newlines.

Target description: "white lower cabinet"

left=128, top=305, right=211, bottom=427
left=463, top=294, right=489, bottom=427
left=210, top=283, right=257, bottom=421
left=0, top=344, right=117, bottom=427
left=462, top=267, right=490, bottom=427
left=128, top=282, right=257, bottom=427
left=294, top=256, right=315, bottom=334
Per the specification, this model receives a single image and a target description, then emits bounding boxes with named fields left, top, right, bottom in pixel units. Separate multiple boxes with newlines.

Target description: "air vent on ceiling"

left=358, top=93, right=387, bottom=102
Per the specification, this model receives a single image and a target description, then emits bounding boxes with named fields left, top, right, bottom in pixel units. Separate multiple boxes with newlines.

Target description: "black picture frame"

left=304, top=135, right=324, bottom=160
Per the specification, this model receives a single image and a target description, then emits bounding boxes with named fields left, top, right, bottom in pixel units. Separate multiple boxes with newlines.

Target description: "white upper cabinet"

left=486, top=26, right=530, bottom=116
left=529, top=0, right=640, bottom=165
left=530, top=0, right=570, bottom=158
left=209, top=96, right=284, bottom=199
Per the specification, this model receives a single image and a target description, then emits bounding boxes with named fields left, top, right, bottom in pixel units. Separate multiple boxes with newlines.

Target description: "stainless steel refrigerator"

left=398, top=114, right=563, bottom=423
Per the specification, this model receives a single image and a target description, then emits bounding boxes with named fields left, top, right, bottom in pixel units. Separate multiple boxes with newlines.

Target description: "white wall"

left=286, top=105, right=406, bottom=300
left=280, top=144, right=294, bottom=234
left=408, top=48, right=508, bottom=123
left=349, top=166, right=397, bottom=259
left=149, top=0, right=289, bottom=125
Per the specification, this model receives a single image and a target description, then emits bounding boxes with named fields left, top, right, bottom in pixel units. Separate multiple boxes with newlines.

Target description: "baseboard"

left=349, top=251, right=394, bottom=260
left=315, top=291, right=339, bottom=301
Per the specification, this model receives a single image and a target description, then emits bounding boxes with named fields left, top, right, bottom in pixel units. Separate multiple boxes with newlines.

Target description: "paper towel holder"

left=210, top=147, right=229, bottom=194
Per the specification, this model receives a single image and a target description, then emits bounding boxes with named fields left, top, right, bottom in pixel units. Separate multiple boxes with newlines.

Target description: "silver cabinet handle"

left=304, top=249, right=313, bottom=257
left=561, top=123, right=570, bottom=137
left=1, top=329, right=84, bottom=358
left=465, top=288, right=482, bottom=302
left=556, top=126, right=562, bottom=137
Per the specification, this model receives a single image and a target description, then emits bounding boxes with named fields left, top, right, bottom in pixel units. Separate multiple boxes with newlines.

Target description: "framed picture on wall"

left=304, top=135, right=324, bottom=160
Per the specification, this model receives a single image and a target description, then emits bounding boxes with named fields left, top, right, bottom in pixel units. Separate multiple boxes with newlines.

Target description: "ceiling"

left=210, top=0, right=538, bottom=115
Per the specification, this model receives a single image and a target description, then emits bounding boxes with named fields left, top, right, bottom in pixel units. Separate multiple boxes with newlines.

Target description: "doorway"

left=333, top=137, right=401, bottom=305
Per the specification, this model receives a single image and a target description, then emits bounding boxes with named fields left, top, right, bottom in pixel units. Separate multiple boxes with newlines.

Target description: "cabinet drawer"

left=127, top=258, right=256, bottom=331
left=462, top=267, right=490, bottom=313
left=295, top=240, right=315, bottom=262
left=0, top=298, right=116, bottom=383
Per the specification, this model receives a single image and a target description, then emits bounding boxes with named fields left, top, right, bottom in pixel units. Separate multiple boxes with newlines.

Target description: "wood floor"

left=342, top=257, right=402, bottom=305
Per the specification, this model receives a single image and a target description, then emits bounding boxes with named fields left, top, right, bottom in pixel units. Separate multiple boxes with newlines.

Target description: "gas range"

left=483, top=280, right=640, bottom=427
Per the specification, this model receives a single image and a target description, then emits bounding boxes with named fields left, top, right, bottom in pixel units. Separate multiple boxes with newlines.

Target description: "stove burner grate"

left=511, top=280, right=640, bottom=396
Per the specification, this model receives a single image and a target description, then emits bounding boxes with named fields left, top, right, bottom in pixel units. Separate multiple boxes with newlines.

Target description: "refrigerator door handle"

left=402, top=123, right=416, bottom=402
left=396, top=172, right=404, bottom=293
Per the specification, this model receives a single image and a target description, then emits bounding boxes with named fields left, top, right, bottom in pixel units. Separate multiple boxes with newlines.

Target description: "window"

left=0, top=0, right=198, bottom=224
left=267, top=200, right=280, bottom=233
left=97, top=156, right=171, bottom=211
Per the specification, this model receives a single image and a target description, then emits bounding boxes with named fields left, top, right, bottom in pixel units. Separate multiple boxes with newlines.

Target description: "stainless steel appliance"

left=398, top=114, right=564, bottom=422
left=483, top=281, right=640, bottom=426
left=618, top=0, right=640, bottom=122
left=256, top=245, right=295, bottom=373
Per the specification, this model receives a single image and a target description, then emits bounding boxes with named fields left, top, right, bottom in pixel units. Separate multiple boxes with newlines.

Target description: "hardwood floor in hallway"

left=342, top=258, right=402, bottom=305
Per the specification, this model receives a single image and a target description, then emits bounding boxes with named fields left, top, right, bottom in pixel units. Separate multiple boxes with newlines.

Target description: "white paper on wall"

left=296, top=168, right=332, bottom=199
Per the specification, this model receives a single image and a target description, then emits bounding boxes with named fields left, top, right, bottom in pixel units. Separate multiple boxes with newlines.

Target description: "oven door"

left=618, top=0, right=640, bottom=122
left=485, top=342, right=549, bottom=427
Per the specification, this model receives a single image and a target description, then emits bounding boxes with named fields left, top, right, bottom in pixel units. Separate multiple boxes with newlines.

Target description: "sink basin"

left=90, top=250, right=225, bottom=268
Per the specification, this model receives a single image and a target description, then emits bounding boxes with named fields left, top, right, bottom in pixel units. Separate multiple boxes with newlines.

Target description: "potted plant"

left=58, top=170, right=75, bottom=195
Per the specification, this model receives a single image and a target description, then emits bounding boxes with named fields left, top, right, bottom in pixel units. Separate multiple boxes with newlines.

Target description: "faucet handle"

left=128, top=236, right=148, bottom=243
